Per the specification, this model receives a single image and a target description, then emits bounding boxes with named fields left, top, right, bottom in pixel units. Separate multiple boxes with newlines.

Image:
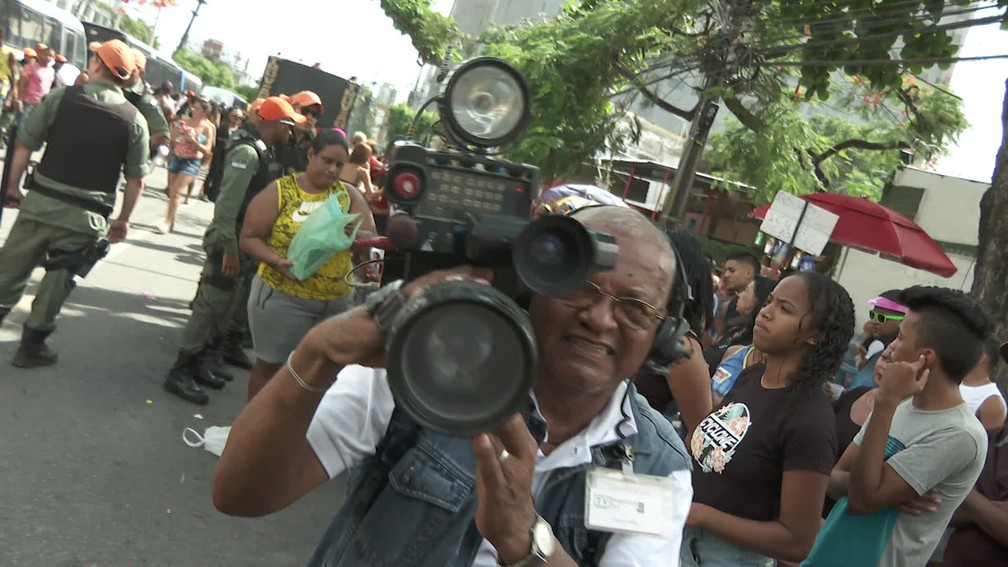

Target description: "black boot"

left=163, top=352, right=209, bottom=405
left=12, top=327, right=58, bottom=368
left=222, top=330, right=252, bottom=370
left=202, top=337, right=234, bottom=382
left=191, top=350, right=227, bottom=390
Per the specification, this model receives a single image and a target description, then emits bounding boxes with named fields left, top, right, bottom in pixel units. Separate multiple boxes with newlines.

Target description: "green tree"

left=233, top=84, right=259, bottom=103
left=383, top=101, right=438, bottom=154
left=706, top=76, right=968, bottom=202
left=173, top=49, right=237, bottom=89
left=118, top=14, right=155, bottom=45
left=380, top=0, right=998, bottom=186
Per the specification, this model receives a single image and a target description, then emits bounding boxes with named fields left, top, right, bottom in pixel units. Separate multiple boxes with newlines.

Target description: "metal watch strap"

left=497, top=516, right=554, bottom=567
left=364, top=279, right=405, bottom=335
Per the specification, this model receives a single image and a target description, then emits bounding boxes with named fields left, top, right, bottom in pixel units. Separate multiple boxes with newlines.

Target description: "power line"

left=769, top=53, right=1008, bottom=66
left=756, top=13, right=1006, bottom=60
left=746, top=1, right=1002, bottom=50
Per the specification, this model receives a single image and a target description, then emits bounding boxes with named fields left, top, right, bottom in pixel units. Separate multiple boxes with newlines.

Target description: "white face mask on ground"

left=183, top=425, right=231, bottom=457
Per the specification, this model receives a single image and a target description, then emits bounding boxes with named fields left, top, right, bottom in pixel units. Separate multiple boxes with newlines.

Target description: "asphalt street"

left=0, top=166, right=347, bottom=566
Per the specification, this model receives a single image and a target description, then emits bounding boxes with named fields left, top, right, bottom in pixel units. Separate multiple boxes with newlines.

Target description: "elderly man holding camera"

left=213, top=205, right=692, bottom=566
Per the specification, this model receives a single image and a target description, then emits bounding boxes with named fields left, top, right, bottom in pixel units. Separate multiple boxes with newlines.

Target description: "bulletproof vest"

left=36, top=85, right=137, bottom=194
left=228, top=125, right=284, bottom=227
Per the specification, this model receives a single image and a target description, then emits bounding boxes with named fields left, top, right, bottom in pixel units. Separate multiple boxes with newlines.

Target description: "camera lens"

left=513, top=215, right=618, bottom=297
left=528, top=233, right=566, bottom=267
left=386, top=281, right=537, bottom=437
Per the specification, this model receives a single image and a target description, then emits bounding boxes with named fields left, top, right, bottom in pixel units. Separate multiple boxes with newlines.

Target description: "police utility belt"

left=24, top=167, right=115, bottom=218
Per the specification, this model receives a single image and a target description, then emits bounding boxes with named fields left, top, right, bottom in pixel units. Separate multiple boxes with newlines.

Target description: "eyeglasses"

left=560, top=280, right=665, bottom=331
left=869, top=310, right=905, bottom=324
left=301, top=108, right=320, bottom=119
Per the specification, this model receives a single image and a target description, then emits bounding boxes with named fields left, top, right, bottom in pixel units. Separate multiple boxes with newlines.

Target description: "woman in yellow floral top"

left=240, top=129, right=376, bottom=399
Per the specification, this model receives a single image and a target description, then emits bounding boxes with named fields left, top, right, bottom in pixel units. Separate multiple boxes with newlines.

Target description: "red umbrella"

left=749, top=193, right=957, bottom=277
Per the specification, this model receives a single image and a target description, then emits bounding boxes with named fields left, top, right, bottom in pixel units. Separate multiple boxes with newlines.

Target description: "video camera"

left=373, top=58, right=620, bottom=436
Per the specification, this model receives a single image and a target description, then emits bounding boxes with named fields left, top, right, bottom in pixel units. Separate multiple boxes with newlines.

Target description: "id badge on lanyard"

left=583, top=446, right=683, bottom=537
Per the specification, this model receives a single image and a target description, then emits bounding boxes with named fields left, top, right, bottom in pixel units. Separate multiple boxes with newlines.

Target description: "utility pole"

left=174, top=0, right=207, bottom=56
left=662, top=0, right=751, bottom=226
left=664, top=96, right=720, bottom=223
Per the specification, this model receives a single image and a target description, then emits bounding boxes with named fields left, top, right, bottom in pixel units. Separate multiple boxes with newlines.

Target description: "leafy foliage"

left=377, top=0, right=462, bottom=64
left=384, top=102, right=438, bottom=155
left=707, top=77, right=968, bottom=202
left=118, top=14, right=157, bottom=47
left=173, top=49, right=237, bottom=89
left=481, top=0, right=703, bottom=180
left=233, top=84, right=260, bottom=103
left=379, top=0, right=995, bottom=188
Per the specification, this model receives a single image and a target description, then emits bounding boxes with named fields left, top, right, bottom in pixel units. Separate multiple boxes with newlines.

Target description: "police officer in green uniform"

left=0, top=40, right=149, bottom=368
left=163, top=96, right=302, bottom=405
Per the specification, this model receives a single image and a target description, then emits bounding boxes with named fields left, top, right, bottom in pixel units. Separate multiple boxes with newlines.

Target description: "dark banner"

left=257, top=57, right=358, bottom=130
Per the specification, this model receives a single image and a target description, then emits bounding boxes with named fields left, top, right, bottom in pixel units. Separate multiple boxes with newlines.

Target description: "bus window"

left=20, top=5, right=42, bottom=48
left=64, top=27, right=83, bottom=67
left=4, top=0, right=21, bottom=46
left=44, top=17, right=59, bottom=52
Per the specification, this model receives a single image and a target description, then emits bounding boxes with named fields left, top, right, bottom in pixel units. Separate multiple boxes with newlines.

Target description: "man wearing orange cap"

left=277, top=90, right=322, bottom=173
left=0, top=39, right=149, bottom=368
left=163, top=96, right=304, bottom=404
left=12, top=44, right=53, bottom=129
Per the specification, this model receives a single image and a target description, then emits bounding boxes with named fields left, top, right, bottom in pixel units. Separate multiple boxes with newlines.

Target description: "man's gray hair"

left=572, top=206, right=677, bottom=298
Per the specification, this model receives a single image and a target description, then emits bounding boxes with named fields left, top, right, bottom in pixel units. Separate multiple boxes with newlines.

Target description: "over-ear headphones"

left=642, top=245, right=694, bottom=375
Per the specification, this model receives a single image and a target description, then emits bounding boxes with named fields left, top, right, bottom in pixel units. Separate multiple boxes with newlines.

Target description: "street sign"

left=759, top=192, right=839, bottom=256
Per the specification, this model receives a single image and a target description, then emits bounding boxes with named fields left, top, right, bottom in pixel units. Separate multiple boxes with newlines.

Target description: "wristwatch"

left=364, top=279, right=405, bottom=334
left=497, top=516, right=557, bottom=567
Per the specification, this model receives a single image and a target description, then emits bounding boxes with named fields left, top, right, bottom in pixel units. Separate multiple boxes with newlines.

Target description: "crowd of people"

left=0, top=37, right=1005, bottom=567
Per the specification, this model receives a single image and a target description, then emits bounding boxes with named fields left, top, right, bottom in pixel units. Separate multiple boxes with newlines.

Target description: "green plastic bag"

left=286, top=193, right=362, bottom=281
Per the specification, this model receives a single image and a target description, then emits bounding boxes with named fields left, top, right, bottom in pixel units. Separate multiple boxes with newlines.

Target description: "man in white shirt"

left=212, top=205, right=693, bottom=566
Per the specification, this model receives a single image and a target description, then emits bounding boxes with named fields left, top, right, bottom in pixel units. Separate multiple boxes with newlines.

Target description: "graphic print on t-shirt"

left=691, top=402, right=752, bottom=473
left=291, top=200, right=324, bottom=222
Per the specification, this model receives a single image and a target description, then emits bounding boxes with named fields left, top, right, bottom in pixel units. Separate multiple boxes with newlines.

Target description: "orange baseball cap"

left=131, top=48, right=147, bottom=73
left=89, top=40, right=136, bottom=81
left=290, top=90, right=323, bottom=111
left=54, top=54, right=67, bottom=64
left=257, top=96, right=306, bottom=126
left=22, top=47, right=36, bottom=58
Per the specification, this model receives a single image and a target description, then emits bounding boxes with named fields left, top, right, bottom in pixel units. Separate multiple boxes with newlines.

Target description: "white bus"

left=1, top=0, right=86, bottom=68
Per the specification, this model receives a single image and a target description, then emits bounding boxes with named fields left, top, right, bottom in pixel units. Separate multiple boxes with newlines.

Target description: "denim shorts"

left=680, top=526, right=774, bottom=567
left=247, top=274, right=354, bottom=364
left=167, top=155, right=202, bottom=176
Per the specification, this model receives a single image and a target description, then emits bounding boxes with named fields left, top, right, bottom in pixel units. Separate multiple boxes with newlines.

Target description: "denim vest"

left=307, top=383, right=692, bottom=567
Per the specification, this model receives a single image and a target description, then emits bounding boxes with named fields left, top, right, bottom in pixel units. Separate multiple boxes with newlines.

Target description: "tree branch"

left=637, top=85, right=697, bottom=120
left=812, top=138, right=902, bottom=166
left=895, top=86, right=930, bottom=136
left=723, top=95, right=766, bottom=131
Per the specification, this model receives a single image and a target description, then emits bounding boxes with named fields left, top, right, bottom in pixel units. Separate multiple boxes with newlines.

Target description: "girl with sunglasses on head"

left=683, top=272, right=854, bottom=566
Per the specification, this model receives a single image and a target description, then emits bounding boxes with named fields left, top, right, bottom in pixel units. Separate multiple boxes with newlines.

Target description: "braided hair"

left=788, top=272, right=855, bottom=393
left=664, top=229, right=714, bottom=334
